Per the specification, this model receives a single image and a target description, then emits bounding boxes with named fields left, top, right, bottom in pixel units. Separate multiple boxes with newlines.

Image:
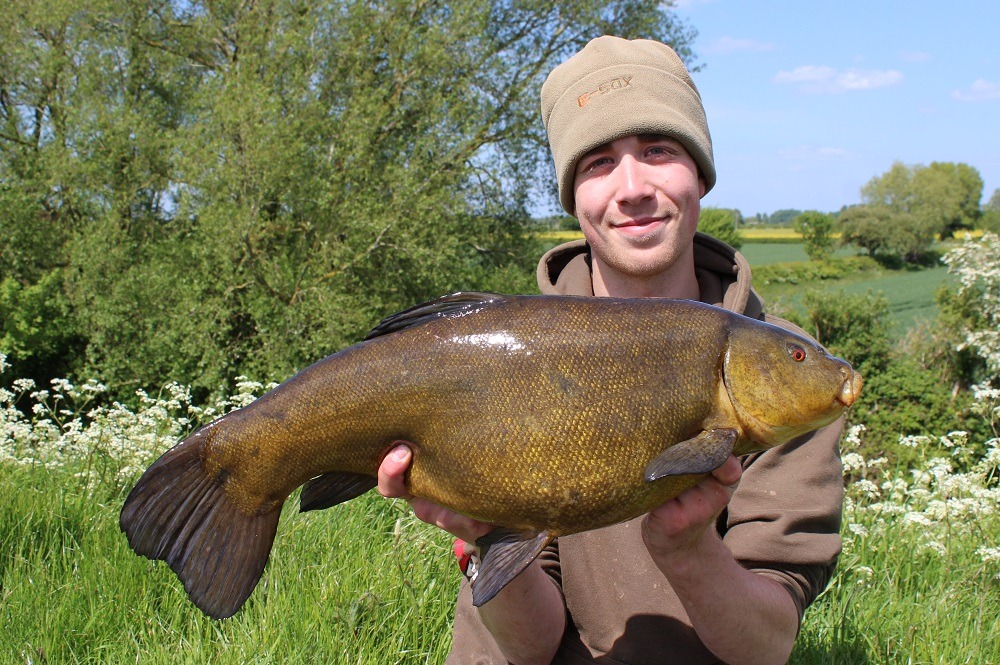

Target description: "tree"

left=802, top=289, right=891, bottom=376
left=793, top=211, right=836, bottom=261
left=837, top=205, right=896, bottom=258
left=769, top=209, right=802, bottom=226
left=911, top=162, right=982, bottom=238
left=853, top=160, right=985, bottom=262
left=698, top=207, right=742, bottom=249
left=0, top=0, right=697, bottom=398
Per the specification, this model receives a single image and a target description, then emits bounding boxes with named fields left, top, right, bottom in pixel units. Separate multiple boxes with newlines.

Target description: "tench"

left=120, top=292, right=861, bottom=618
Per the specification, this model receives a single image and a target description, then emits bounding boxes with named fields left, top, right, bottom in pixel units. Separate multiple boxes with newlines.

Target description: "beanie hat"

left=541, top=36, right=715, bottom=215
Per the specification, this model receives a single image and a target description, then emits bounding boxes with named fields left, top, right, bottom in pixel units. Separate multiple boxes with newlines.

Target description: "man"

left=379, top=36, right=844, bottom=664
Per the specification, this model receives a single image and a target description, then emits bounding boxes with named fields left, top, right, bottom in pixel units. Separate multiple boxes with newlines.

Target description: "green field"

left=738, top=242, right=856, bottom=267
left=744, top=241, right=955, bottom=335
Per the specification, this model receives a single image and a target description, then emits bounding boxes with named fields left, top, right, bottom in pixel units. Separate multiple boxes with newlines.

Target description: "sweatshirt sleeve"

left=722, top=416, right=845, bottom=624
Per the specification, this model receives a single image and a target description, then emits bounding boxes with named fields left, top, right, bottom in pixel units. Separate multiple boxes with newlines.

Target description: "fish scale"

left=120, top=291, right=861, bottom=617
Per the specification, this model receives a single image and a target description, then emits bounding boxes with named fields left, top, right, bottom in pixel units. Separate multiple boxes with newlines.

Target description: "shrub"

left=698, top=207, right=743, bottom=249
left=793, top=211, right=836, bottom=261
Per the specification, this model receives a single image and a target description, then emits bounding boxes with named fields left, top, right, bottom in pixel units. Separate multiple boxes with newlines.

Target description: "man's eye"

left=582, top=156, right=612, bottom=171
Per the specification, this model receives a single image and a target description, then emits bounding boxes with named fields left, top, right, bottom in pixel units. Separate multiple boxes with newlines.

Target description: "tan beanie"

left=541, top=36, right=715, bottom=215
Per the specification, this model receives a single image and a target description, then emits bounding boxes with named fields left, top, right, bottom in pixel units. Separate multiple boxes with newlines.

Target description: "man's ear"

left=698, top=176, right=707, bottom=198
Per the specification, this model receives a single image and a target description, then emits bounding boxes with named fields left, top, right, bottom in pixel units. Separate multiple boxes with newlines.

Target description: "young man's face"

left=572, top=134, right=705, bottom=286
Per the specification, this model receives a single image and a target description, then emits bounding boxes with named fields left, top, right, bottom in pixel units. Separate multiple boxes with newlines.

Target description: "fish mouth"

left=837, top=369, right=864, bottom=407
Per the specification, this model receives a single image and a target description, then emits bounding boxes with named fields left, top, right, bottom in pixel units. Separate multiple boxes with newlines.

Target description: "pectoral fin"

left=471, top=529, right=553, bottom=607
left=299, top=472, right=377, bottom=512
left=643, top=428, right=738, bottom=482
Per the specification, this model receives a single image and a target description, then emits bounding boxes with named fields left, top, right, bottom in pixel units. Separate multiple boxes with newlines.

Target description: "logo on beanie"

left=577, top=76, right=632, bottom=108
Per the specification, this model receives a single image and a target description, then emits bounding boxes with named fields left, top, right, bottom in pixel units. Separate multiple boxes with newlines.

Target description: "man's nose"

left=613, top=155, right=655, bottom=205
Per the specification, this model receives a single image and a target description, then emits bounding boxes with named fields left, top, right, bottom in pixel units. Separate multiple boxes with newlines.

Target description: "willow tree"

left=0, top=0, right=697, bottom=397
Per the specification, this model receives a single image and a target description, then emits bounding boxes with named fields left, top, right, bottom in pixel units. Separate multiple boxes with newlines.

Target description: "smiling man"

left=378, top=36, right=845, bottom=665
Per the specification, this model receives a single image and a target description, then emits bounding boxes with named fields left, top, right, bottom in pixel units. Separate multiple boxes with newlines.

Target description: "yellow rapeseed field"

left=537, top=227, right=820, bottom=242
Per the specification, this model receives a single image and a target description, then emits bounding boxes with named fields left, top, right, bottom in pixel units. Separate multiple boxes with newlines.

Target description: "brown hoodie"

left=446, top=234, right=845, bottom=664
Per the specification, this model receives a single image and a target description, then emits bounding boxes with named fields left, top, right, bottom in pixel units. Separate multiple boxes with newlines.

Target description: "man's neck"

left=591, top=256, right=700, bottom=300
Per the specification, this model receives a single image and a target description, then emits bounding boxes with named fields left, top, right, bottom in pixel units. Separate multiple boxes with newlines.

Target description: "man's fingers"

left=377, top=444, right=413, bottom=499
left=711, top=454, right=742, bottom=488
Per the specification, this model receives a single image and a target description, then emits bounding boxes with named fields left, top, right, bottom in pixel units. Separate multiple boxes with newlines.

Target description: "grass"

left=759, top=262, right=953, bottom=335
left=0, top=463, right=459, bottom=664
left=2, top=445, right=997, bottom=664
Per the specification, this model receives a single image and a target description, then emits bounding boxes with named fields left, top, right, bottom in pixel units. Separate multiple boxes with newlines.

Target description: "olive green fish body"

left=120, top=292, right=861, bottom=618
left=203, top=296, right=734, bottom=532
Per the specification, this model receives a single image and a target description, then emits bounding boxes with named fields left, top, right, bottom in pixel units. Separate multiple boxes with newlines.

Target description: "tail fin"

left=119, top=431, right=281, bottom=619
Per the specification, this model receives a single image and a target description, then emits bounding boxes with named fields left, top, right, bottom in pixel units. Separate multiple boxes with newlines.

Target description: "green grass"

left=739, top=242, right=955, bottom=335
left=3, top=454, right=997, bottom=664
left=0, top=463, right=459, bottom=664
left=739, top=242, right=857, bottom=266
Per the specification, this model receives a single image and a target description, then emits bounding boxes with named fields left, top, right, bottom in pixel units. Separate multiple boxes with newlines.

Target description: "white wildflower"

left=899, top=434, right=930, bottom=449
left=920, top=541, right=947, bottom=556
left=842, top=452, right=866, bottom=472
left=853, top=566, right=874, bottom=587
left=852, top=479, right=881, bottom=500
left=13, top=378, right=35, bottom=392
left=844, top=424, right=866, bottom=448
left=903, top=512, right=933, bottom=527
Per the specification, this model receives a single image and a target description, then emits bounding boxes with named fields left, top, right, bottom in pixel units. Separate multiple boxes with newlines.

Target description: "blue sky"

left=675, top=0, right=999, bottom=216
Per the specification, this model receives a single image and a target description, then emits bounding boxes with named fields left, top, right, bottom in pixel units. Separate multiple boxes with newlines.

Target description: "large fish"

left=120, top=292, right=861, bottom=618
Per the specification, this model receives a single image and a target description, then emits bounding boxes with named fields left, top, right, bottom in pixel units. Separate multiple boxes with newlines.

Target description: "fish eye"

left=787, top=343, right=807, bottom=362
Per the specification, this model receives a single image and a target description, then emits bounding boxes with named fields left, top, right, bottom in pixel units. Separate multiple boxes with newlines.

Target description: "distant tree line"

left=0, top=0, right=693, bottom=400
left=736, top=162, right=996, bottom=265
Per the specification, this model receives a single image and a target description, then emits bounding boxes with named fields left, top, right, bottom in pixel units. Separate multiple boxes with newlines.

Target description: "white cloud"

left=705, top=36, right=774, bottom=55
left=773, top=66, right=904, bottom=93
left=952, top=79, right=1000, bottom=102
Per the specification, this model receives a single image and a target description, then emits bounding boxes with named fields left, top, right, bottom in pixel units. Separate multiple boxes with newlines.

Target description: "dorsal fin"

left=364, top=292, right=506, bottom=340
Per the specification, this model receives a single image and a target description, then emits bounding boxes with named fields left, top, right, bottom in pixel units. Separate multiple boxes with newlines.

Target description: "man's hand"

left=377, top=443, right=567, bottom=663
left=642, top=453, right=741, bottom=558
left=641, top=454, right=798, bottom=665
left=376, top=443, right=495, bottom=545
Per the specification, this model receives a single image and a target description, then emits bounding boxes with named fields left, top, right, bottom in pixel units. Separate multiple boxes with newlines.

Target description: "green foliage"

left=848, top=358, right=983, bottom=463
left=982, top=188, right=1000, bottom=235
left=846, top=161, right=985, bottom=263
left=753, top=256, right=876, bottom=287
left=0, top=272, right=84, bottom=385
left=792, top=211, right=836, bottom=261
left=0, top=0, right=694, bottom=400
left=801, top=290, right=892, bottom=375
left=769, top=209, right=803, bottom=225
left=698, top=207, right=743, bottom=249
left=795, top=288, right=990, bottom=456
